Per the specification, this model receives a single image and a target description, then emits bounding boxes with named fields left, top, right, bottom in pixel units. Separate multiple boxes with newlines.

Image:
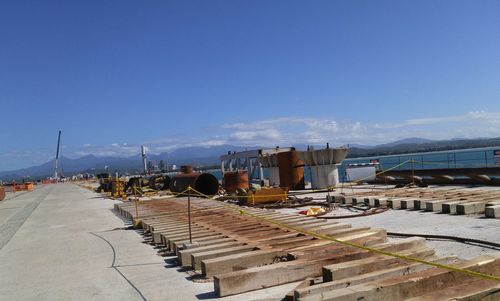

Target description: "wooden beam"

left=177, top=241, right=244, bottom=266
left=201, top=249, right=286, bottom=277
left=191, top=245, right=259, bottom=270
left=296, top=255, right=455, bottom=300
left=303, top=254, right=499, bottom=301
left=322, top=247, right=434, bottom=281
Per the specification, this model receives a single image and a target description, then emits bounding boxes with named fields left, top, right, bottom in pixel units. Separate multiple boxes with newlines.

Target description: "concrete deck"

left=280, top=187, right=500, bottom=259
left=0, top=184, right=296, bottom=301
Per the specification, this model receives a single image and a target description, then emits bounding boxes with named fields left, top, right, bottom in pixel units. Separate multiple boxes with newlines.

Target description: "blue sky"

left=1, top=0, right=500, bottom=170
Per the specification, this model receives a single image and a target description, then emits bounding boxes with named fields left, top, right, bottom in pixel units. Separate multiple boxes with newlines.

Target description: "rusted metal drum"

left=180, top=165, right=193, bottom=174
left=223, top=170, right=249, bottom=192
left=277, top=151, right=305, bottom=190
left=0, top=187, right=5, bottom=201
left=170, top=172, right=219, bottom=196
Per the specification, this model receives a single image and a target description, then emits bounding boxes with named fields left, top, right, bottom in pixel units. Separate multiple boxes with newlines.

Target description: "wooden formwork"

left=336, top=186, right=500, bottom=217
left=115, top=197, right=499, bottom=300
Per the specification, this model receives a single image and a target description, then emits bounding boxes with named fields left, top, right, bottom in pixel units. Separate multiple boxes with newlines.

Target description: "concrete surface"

left=280, top=185, right=500, bottom=260
left=0, top=184, right=297, bottom=301
left=345, top=208, right=500, bottom=259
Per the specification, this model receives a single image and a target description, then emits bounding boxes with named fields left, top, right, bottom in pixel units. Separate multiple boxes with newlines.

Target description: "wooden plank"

left=304, top=254, right=499, bottom=301
left=168, top=234, right=230, bottom=253
left=405, top=280, right=500, bottom=301
left=400, top=198, right=416, bottom=209
left=177, top=241, right=244, bottom=266
left=201, top=249, right=286, bottom=277
left=166, top=231, right=222, bottom=250
left=441, top=200, right=470, bottom=214
left=457, top=202, right=487, bottom=215
left=213, top=234, right=402, bottom=296
left=190, top=245, right=259, bottom=270
left=214, top=251, right=375, bottom=297
left=388, top=198, right=412, bottom=209
left=296, top=256, right=455, bottom=300
left=322, top=247, right=433, bottom=281
left=425, top=199, right=451, bottom=212
left=163, top=234, right=228, bottom=252
left=156, top=229, right=216, bottom=244
left=485, top=204, right=500, bottom=218
left=374, top=197, right=389, bottom=207
left=175, top=237, right=236, bottom=253
left=457, top=200, right=500, bottom=215
left=284, top=278, right=317, bottom=301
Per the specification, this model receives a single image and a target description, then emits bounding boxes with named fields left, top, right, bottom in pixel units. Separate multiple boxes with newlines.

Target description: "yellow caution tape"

left=186, top=186, right=500, bottom=282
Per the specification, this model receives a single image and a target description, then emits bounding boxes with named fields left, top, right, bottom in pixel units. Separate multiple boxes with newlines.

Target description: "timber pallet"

left=114, top=196, right=499, bottom=300
left=334, top=186, right=500, bottom=218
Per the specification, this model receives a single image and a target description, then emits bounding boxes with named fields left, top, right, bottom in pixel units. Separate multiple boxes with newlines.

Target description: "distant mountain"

left=375, top=138, right=434, bottom=148
left=152, top=144, right=252, bottom=163
left=0, top=144, right=251, bottom=181
left=294, top=138, right=434, bottom=150
left=347, top=137, right=500, bottom=158
left=0, top=155, right=142, bottom=181
left=346, top=143, right=374, bottom=149
left=2, top=138, right=500, bottom=181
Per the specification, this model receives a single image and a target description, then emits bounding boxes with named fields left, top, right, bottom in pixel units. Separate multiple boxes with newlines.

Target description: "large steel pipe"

left=277, top=151, right=305, bottom=190
left=223, top=170, right=249, bottom=192
left=170, top=173, right=219, bottom=196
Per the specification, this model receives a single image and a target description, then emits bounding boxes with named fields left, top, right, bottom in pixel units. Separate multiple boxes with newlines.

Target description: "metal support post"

left=188, top=187, right=192, bottom=243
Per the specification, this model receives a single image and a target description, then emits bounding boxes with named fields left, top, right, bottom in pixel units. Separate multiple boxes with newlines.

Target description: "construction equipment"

left=125, top=177, right=148, bottom=195
left=96, top=173, right=112, bottom=192
left=243, top=187, right=288, bottom=205
left=148, top=174, right=171, bottom=190
left=111, top=177, right=127, bottom=199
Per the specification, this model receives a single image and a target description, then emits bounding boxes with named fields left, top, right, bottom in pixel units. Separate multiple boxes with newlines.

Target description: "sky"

left=1, top=0, right=500, bottom=171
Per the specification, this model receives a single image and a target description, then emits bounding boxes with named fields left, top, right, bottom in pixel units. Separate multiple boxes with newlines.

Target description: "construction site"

left=2, top=1, right=500, bottom=300
left=1, top=146, right=499, bottom=301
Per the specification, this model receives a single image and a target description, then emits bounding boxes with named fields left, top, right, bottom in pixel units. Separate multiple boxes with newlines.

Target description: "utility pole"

left=141, top=145, right=148, bottom=175
left=54, top=130, right=62, bottom=179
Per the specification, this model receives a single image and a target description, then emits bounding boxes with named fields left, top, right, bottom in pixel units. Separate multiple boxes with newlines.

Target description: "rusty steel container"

left=180, top=165, right=193, bottom=174
left=170, top=172, right=219, bottom=196
left=223, top=170, right=249, bottom=192
left=277, top=151, right=305, bottom=190
left=0, top=187, right=5, bottom=201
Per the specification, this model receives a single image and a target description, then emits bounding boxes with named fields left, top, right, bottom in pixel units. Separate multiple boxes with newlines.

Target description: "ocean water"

left=205, top=146, right=500, bottom=183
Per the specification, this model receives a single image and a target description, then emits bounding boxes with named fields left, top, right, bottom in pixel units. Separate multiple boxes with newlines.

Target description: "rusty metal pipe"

left=170, top=173, right=219, bottom=196
left=223, top=170, right=249, bottom=192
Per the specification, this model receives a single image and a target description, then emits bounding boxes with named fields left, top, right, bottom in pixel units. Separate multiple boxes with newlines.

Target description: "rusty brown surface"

left=180, top=165, right=193, bottom=174
left=170, top=173, right=219, bottom=195
left=277, top=151, right=305, bottom=190
left=223, top=170, right=249, bottom=192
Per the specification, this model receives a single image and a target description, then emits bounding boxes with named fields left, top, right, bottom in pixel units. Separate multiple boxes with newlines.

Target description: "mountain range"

left=1, top=137, right=500, bottom=181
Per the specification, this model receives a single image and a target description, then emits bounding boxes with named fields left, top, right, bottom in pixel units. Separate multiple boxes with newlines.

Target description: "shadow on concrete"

left=195, top=291, right=217, bottom=300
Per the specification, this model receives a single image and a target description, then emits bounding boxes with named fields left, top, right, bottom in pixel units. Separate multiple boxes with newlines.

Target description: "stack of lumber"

left=115, top=197, right=499, bottom=300
left=335, top=186, right=500, bottom=218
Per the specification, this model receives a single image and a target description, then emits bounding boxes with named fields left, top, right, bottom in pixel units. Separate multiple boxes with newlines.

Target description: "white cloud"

left=2, top=111, right=500, bottom=171
left=219, top=112, right=500, bottom=146
left=230, top=129, right=281, bottom=142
